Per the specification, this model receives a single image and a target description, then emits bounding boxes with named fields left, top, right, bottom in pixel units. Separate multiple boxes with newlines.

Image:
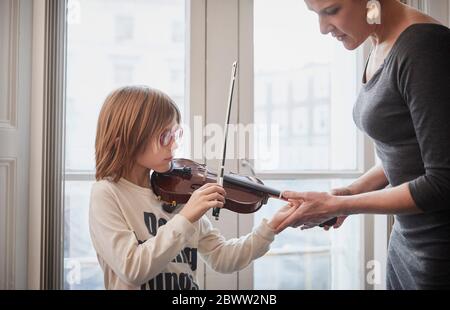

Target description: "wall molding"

left=28, top=0, right=46, bottom=289
left=40, top=0, right=67, bottom=290
left=0, top=158, right=17, bottom=289
left=0, top=0, right=18, bottom=129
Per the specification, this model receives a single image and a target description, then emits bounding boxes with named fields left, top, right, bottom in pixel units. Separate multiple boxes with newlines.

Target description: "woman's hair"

left=95, top=86, right=180, bottom=181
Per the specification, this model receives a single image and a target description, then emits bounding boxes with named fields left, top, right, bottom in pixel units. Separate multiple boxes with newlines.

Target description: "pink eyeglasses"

left=159, top=125, right=183, bottom=147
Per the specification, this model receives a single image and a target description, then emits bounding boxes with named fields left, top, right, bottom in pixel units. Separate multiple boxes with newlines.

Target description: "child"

left=89, top=86, right=297, bottom=290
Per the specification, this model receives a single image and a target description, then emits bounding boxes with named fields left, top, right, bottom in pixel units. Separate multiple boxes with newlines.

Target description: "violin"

left=150, top=158, right=337, bottom=227
left=150, top=158, right=282, bottom=214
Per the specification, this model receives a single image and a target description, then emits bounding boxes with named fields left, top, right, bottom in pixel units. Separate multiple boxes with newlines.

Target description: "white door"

left=0, top=0, right=32, bottom=289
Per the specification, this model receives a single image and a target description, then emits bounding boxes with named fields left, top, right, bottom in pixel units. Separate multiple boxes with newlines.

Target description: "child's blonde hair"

left=95, top=86, right=180, bottom=181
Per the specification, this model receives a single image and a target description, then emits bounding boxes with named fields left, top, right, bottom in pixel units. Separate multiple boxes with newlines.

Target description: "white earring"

left=367, top=0, right=381, bottom=25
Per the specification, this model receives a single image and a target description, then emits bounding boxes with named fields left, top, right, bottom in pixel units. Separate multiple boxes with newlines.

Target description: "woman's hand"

left=274, top=191, right=344, bottom=234
left=267, top=202, right=301, bottom=234
left=180, top=183, right=226, bottom=223
left=320, top=187, right=352, bottom=231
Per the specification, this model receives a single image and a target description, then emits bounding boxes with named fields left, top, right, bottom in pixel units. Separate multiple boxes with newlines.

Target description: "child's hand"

left=180, top=183, right=226, bottom=223
left=267, top=201, right=301, bottom=234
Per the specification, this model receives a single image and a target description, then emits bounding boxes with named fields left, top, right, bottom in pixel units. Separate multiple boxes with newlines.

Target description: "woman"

left=277, top=0, right=450, bottom=289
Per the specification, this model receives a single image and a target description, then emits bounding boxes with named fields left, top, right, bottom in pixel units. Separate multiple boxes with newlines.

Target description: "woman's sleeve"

left=196, top=216, right=275, bottom=273
left=89, top=183, right=197, bottom=286
left=397, top=27, right=450, bottom=213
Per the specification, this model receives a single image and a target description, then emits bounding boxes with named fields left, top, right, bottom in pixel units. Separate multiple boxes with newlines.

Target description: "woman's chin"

left=342, top=38, right=362, bottom=51
left=341, top=41, right=356, bottom=50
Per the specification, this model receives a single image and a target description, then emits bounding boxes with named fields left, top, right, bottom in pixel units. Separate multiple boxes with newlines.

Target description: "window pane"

left=64, top=181, right=103, bottom=289
left=64, top=0, right=186, bottom=289
left=254, top=0, right=358, bottom=172
left=254, top=179, right=361, bottom=289
left=65, top=0, right=186, bottom=172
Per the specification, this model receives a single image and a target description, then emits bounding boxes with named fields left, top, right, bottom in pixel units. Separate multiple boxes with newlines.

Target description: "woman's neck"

left=124, top=164, right=151, bottom=188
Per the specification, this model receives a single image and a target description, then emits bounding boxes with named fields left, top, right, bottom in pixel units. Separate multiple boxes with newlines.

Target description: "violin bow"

left=213, top=61, right=238, bottom=220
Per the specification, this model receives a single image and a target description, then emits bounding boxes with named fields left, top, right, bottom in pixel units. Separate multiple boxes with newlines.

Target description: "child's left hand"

left=267, top=201, right=301, bottom=234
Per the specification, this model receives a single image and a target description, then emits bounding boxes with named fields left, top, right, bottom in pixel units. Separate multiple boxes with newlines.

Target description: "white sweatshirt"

left=89, top=178, right=276, bottom=290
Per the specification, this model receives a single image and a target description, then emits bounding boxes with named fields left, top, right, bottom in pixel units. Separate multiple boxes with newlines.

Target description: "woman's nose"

left=319, top=16, right=332, bottom=35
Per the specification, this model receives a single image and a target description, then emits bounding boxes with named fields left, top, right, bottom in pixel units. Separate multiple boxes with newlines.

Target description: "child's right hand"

left=180, top=183, right=226, bottom=223
left=268, top=202, right=301, bottom=233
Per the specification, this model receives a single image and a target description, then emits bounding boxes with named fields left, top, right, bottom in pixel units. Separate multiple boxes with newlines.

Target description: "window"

left=253, top=0, right=358, bottom=173
left=115, top=16, right=134, bottom=42
left=171, top=20, right=184, bottom=43
left=253, top=180, right=361, bottom=290
left=64, top=0, right=186, bottom=289
left=253, top=0, right=362, bottom=289
left=113, top=62, right=135, bottom=86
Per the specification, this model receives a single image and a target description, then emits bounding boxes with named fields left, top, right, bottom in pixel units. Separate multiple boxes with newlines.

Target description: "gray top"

left=353, top=23, right=450, bottom=289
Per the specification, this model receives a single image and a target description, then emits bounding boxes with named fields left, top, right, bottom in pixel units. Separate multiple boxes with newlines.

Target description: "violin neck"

left=223, top=174, right=281, bottom=199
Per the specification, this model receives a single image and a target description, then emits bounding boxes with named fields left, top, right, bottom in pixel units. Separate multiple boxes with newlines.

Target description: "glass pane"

left=253, top=0, right=358, bottom=172
left=64, top=181, right=104, bottom=289
left=254, top=179, right=361, bottom=289
left=65, top=0, right=186, bottom=172
left=64, top=0, right=186, bottom=289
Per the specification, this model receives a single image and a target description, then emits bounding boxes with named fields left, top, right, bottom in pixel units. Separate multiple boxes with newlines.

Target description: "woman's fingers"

left=288, top=198, right=304, bottom=206
left=282, top=191, right=307, bottom=200
left=333, top=216, right=347, bottom=228
left=301, top=224, right=316, bottom=230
